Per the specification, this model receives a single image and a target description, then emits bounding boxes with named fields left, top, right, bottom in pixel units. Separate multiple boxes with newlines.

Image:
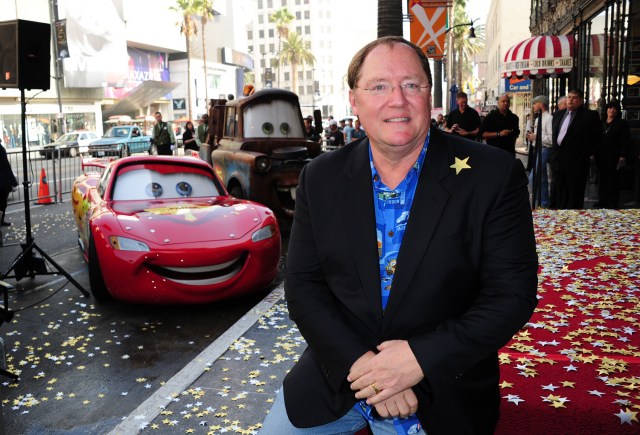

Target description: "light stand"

left=0, top=89, right=89, bottom=297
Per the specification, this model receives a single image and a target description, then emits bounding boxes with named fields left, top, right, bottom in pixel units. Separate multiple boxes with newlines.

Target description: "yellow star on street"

left=450, top=157, right=471, bottom=175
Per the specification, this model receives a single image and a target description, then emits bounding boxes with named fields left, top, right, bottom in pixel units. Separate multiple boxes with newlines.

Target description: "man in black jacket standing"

left=480, top=93, right=520, bottom=156
left=551, top=89, right=602, bottom=209
left=152, top=112, right=176, bottom=156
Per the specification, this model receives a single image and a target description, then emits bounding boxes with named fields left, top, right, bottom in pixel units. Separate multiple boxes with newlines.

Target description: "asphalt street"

left=0, top=198, right=286, bottom=434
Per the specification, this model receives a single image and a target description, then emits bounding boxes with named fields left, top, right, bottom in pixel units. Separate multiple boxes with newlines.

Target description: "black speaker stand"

left=0, top=89, right=88, bottom=298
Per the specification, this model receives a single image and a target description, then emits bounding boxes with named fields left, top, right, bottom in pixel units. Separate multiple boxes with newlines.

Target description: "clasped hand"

left=347, top=340, right=424, bottom=418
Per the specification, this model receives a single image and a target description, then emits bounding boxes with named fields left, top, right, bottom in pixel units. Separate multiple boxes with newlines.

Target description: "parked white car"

left=40, top=131, right=99, bottom=158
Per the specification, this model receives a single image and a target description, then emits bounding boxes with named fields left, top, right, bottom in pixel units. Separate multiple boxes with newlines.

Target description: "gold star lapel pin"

left=450, top=156, right=471, bottom=175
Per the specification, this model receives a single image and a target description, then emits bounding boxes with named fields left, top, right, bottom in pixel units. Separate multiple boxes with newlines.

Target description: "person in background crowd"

left=551, top=89, right=602, bottom=209
left=436, top=113, right=445, bottom=130
left=343, top=118, right=355, bottom=143
left=152, top=112, right=176, bottom=156
left=304, top=116, right=320, bottom=142
left=548, top=95, right=567, bottom=208
left=594, top=101, right=630, bottom=208
left=479, top=93, right=520, bottom=156
left=326, top=119, right=345, bottom=148
left=353, top=119, right=367, bottom=141
left=260, top=35, right=537, bottom=435
left=197, top=113, right=209, bottom=146
left=526, top=95, right=553, bottom=208
left=324, top=115, right=335, bottom=139
left=445, top=91, right=481, bottom=140
left=182, top=121, right=198, bottom=152
left=524, top=111, right=534, bottom=172
left=0, top=138, right=19, bottom=227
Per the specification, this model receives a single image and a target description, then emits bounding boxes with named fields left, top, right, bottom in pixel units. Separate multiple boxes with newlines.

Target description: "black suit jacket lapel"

left=552, top=109, right=566, bottom=144
left=342, top=139, right=384, bottom=323
left=381, top=130, right=452, bottom=330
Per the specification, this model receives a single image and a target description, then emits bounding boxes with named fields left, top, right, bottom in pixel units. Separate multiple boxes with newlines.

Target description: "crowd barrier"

left=5, top=147, right=82, bottom=206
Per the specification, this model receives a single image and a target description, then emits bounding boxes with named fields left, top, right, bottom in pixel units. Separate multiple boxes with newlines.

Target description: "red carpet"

left=496, top=209, right=640, bottom=434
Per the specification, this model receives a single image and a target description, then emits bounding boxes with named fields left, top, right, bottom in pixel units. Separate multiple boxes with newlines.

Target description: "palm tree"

left=279, top=32, right=315, bottom=94
left=269, top=7, right=294, bottom=88
left=170, top=0, right=199, bottom=121
left=197, top=0, right=216, bottom=109
left=377, top=0, right=403, bottom=37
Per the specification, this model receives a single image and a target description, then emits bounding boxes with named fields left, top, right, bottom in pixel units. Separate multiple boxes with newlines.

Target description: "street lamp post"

left=444, top=19, right=477, bottom=112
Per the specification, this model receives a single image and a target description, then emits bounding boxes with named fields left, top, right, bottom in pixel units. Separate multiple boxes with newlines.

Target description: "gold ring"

left=370, top=383, right=381, bottom=394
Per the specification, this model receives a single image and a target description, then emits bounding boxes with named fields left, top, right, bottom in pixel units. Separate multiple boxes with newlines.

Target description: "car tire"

left=88, top=234, right=112, bottom=301
left=69, top=147, right=78, bottom=158
left=149, top=143, right=158, bottom=155
left=229, top=184, right=245, bottom=199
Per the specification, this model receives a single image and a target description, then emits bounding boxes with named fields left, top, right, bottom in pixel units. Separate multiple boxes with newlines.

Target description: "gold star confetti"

left=449, top=156, right=471, bottom=175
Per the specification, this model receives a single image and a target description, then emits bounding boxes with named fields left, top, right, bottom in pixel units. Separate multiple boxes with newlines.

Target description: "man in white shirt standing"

left=526, top=95, right=553, bottom=208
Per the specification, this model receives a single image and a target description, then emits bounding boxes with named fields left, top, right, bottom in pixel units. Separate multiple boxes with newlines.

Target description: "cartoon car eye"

left=176, top=181, right=193, bottom=197
left=262, top=122, right=274, bottom=135
left=280, top=122, right=290, bottom=135
left=146, top=182, right=163, bottom=198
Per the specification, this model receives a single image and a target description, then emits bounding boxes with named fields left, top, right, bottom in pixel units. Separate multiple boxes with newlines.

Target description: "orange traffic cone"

left=37, top=168, right=53, bottom=204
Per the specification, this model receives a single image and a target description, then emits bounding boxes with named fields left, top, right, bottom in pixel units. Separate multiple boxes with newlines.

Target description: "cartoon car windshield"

left=243, top=100, right=305, bottom=138
left=112, top=169, right=221, bottom=200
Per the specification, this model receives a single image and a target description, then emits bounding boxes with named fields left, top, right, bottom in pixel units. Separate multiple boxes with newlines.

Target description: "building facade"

left=529, top=0, right=637, bottom=120
left=0, top=0, right=248, bottom=149
left=246, top=0, right=376, bottom=120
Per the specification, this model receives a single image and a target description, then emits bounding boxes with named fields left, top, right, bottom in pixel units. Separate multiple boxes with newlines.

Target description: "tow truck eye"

left=262, top=122, right=274, bottom=135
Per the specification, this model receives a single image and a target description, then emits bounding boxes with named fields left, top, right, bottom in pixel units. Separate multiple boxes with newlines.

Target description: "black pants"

left=0, top=187, right=10, bottom=222
left=157, top=144, right=172, bottom=156
left=596, top=157, right=621, bottom=208
left=555, top=166, right=589, bottom=209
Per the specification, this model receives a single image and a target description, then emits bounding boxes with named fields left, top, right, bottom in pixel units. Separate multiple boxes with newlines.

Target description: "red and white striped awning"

left=502, top=35, right=574, bottom=79
left=588, top=34, right=604, bottom=75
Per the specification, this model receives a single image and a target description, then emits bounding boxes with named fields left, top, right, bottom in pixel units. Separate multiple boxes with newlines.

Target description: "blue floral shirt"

left=354, top=134, right=429, bottom=434
left=371, top=136, right=429, bottom=312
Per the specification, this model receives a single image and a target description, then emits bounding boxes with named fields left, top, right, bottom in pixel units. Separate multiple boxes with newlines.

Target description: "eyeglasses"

left=356, top=81, right=430, bottom=97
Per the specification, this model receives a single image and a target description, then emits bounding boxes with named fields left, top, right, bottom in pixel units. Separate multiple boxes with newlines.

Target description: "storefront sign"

left=505, top=78, right=532, bottom=93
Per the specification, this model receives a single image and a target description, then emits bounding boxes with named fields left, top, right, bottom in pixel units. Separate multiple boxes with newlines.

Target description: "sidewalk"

left=108, top=285, right=297, bottom=434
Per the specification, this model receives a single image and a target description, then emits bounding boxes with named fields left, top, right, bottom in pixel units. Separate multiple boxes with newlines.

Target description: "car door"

left=78, top=132, right=97, bottom=153
left=129, top=127, right=146, bottom=153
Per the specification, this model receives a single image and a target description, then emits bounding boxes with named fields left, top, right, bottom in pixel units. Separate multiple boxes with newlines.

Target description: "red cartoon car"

left=71, top=155, right=281, bottom=304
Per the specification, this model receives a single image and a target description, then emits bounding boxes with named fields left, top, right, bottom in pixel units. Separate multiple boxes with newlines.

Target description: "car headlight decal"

left=109, top=235, right=150, bottom=251
left=251, top=224, right=276, bottom=243
left=255, top=155, right=271, bottom=173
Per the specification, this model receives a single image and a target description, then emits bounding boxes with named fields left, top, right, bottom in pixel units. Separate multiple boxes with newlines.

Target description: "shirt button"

left=388, top=231, right=394, bottom=237
left=373, top=174, right=379, bottom=182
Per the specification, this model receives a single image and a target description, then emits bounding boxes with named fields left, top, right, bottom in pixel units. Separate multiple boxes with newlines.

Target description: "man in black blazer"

left=261, top=37, right=538, bottom=434
left=551, top=89, right=602, bottom=209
